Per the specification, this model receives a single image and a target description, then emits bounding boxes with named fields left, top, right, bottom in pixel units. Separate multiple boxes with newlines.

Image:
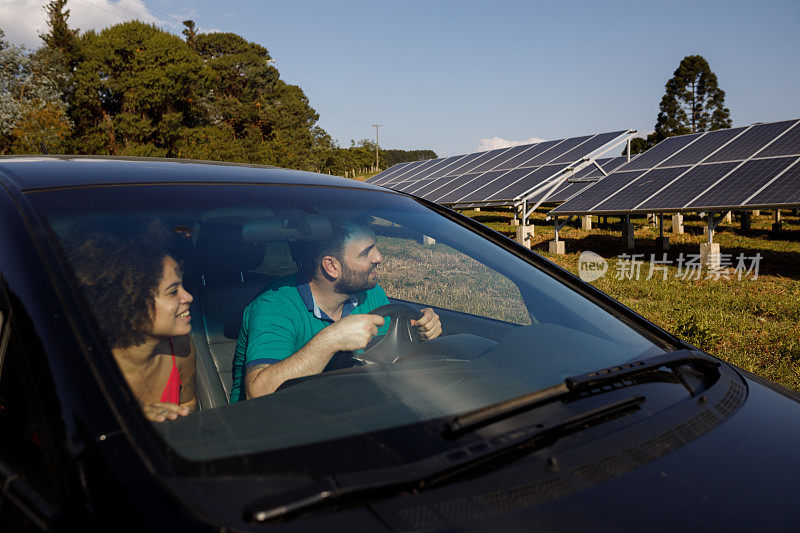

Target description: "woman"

left=69, top=231, right=197, bottom=422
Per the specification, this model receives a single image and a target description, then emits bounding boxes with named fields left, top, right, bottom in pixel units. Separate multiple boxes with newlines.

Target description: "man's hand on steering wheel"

left=411, top=307, right=442, bottom=340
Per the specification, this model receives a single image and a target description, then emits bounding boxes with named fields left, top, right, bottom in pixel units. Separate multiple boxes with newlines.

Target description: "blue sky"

left=3, top=0, right=799, bottom=156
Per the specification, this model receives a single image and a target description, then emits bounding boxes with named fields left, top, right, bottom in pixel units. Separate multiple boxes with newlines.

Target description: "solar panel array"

left=367, top=130, right=634, bottom=208
left=552, top=119, right=800, bottom=216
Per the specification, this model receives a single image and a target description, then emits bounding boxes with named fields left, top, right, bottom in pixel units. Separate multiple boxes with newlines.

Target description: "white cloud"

left=0, top=0, right=171, bottom=48
left=476, top=135, right=547, bottom=152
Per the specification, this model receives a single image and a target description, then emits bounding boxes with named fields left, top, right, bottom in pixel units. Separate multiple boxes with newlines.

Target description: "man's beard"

left=334, top=262, right=377, bottom=295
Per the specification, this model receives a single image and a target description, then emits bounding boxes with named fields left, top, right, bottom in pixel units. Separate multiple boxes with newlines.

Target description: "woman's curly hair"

left=68, top=229, right=170, bottom=349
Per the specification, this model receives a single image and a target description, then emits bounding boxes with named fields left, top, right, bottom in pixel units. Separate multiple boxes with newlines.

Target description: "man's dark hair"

left=294, top=218, right=373, bottom=279
left=67, top=227, right=170, bottom=349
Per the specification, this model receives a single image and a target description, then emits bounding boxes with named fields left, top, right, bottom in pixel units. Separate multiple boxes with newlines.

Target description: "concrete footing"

left=671, top=214, right=684, bottom=235
left=511, top=217, right=519, bottom=226
left=516, top=225, right=534, bottom=249
left=722, top=212, right=732, bottom=224
left=581, top=215, right=592, bottom=231
left=549, top=240, right=565, bottom=255
left=752, top=210, right=760, bottom=216
left=700, top=243, right=720, bottom=268
left=474, top=207, right=480, bottom=212
left=656, top=236, right=670, bottom=251
left=621, top=221, right=635, bottom=250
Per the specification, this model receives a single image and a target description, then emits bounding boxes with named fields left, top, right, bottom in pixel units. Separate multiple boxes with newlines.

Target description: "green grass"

left=459, top=207, right=800, bottom=392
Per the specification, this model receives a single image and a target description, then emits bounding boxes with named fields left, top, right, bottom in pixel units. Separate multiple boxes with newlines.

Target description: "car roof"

left=0, top=155, right=386, bottom=193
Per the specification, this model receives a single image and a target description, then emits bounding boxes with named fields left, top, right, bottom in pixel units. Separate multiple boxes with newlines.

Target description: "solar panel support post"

left=699, top=211, right=726, bottom=268
left=740, top=212, right=752, bottom=233
left=771, top=210, right=782, bottom=237
left=627, top=138, right=631, bottom=163
left=516, top=201, right=534, bottom=248
left=622, top=215, right=635, bottom=250
left=550, top=215, right=571, bottom=255
left=656, top=213, right=670, bottom=251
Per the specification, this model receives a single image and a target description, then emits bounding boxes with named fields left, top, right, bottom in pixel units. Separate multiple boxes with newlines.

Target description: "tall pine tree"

left=630, top=55, right=732, bottom=154
left=654, top=55, right=731, bottom=138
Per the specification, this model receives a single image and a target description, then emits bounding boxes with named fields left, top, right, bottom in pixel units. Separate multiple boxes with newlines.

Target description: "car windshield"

left=29, top=182, right=665, bottom=470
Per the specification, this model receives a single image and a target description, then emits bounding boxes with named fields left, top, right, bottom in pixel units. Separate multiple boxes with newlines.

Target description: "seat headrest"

left=193, top=217, right=265, bottom=282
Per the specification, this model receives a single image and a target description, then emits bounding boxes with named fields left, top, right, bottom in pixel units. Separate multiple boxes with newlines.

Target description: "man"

left=230, top=220, right=442, bottom=401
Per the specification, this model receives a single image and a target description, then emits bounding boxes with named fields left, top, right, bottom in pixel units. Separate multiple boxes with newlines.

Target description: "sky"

left=2, top=0, right=799, bottom=156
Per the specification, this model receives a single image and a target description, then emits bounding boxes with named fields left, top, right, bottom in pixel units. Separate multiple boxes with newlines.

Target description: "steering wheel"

left=358, top=303, right=424, bottom=364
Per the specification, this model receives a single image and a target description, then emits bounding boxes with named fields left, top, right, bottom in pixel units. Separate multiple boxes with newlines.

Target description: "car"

left=1, top=155, right=799, bottom=531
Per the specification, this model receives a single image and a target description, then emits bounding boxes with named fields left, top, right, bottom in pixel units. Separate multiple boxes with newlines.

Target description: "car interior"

left=182, top=212, right=522, bottom=410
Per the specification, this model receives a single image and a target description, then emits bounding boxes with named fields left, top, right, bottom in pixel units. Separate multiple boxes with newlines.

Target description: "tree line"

left=0, top=1, right=435, bottom=174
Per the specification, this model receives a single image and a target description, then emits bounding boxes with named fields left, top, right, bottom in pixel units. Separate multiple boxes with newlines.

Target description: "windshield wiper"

left=243, top=394, right=644, bottom=523
left=446, top=349, right=718, bottom=435
left=243, top=350, right=717, bottom=523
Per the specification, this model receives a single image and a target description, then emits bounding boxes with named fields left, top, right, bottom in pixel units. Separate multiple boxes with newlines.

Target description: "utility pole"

left=372, top=124, right=382, bottom=171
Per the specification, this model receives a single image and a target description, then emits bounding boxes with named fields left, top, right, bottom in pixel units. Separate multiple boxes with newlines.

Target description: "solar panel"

left=433, top=170, right=509, bottom=203
left=550, top=131, right=627, bottom=165
left=746, top=158, right=800, bottom=206
left=368, top=161, right=414, bottom=185
left=409, top=177, right=461, bottom=198
left=425, top=155, right=471, bottom=179
left=657, top=127, right=746, bottom=167
left=592, top=167, right=691, bottom=212
left=494, top=142, right=554, bottom=170
left=687, top=157, right=797, bottom=209
left=447, top=148, right=507, bottom=175
left=754, top=122, right=800, bottom=158
left=368, top=130, right=635, bottom=208
left=637, top=162, right=739, bottom=211
left=469, top=144, right=537, bottom=173
left=622, top=134, right=702, bottom=171
left=553, top=118, right=800, bottom=215
left=570, top=156, right=632, bottom=180
left=552, top=171, right=648, bottom=213
left=704, top=120, right=796, bottom=162
left=485, top=165, right=565, bottom=202
left=381, top=160, right=431, bottom=185
left=549, top=182, right=592, bottom=203
left=395, top=178, right=438, bottom=194
left=453, top=167, right=535, bottom=204
left=521, top=138, right=583, bottom=167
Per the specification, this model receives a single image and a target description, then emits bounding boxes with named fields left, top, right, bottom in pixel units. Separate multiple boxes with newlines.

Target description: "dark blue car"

left=1, top=156, right=798, bottom=531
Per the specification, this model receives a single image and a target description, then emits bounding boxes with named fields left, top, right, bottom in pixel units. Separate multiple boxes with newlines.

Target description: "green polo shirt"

left=230, top=273, right=390, bottom=402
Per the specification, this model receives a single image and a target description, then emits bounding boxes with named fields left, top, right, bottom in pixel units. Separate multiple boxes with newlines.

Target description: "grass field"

left=458, top=207, right=800, bottom=392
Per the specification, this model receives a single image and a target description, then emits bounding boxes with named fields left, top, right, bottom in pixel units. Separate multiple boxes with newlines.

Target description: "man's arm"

left=245, top=313, right=384, bottom=398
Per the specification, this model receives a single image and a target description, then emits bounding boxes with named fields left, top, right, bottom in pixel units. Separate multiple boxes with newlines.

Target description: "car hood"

left=367, top=374, right=800, bottom=531
left=167, top=370, right=800, bottom=531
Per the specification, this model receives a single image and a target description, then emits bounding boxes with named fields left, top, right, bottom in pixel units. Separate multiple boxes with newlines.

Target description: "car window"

left=373, top=222, right=531, bottom=325
left=28, top=183, right=666, bottom=466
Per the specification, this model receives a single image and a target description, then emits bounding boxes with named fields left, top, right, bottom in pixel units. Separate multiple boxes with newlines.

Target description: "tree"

left=0, top=30, right=72, bottom=154
left=654, top=55, right=731, bottom=139
left=181, top=20, right=198, bottom=51
left=71, top=22, right=205, bottom=155
left=622, top=136, right=652, bottom=156
left=38, top=0, right=79, bottom=67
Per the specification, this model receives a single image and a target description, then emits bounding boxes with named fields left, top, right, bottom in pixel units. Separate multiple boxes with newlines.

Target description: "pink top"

left=159, top=340, right=182, bottom=404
